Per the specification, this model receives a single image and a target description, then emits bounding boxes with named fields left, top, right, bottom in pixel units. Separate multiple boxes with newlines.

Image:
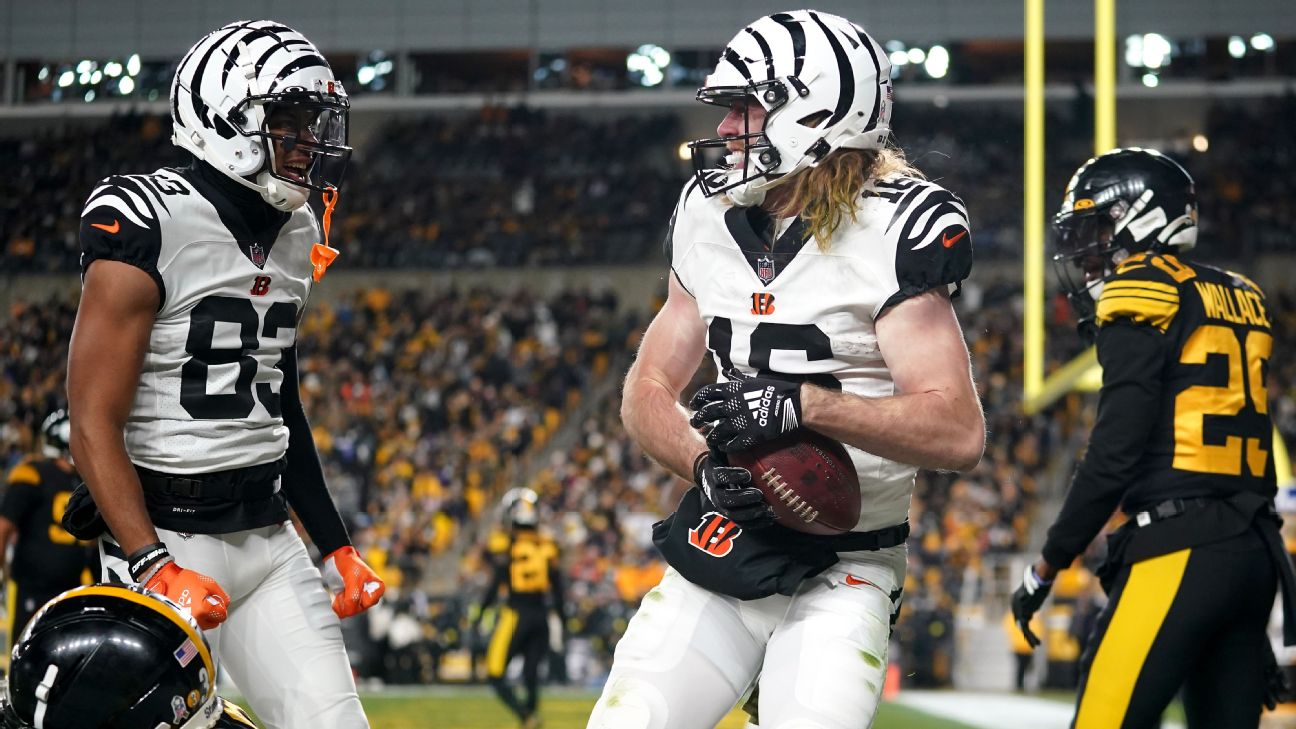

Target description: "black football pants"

left=1072, top=529, right=1276, bottom=729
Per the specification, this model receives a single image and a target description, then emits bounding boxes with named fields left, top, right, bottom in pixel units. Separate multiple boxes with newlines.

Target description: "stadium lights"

left=84, top=90, right=95, bottom=102
left=627, top=44, right=671, bottom=87
left=925, top=45, right=950, bottom=79
left=889, top=50, right=908, bottom=66
left=1250, top=33, right=1275, bottom=52
left=906, top=47, right=925, bottom=65
left=37, top=66, right=49, bottom=81
left=1192, top=134, right=1209, bottom=152
left=1228, top=36, right=1248, bottom=58
left=119, top=76, right=135, bottom=95
left=126, top=54, right=141, bottom=76
left=1125, top=33, right=1172, bottom=69
left=76, top=60, right=92, bottom=74
left=1141, top=72, right=1159, bottom=87
left=90, top=70, right=103, bottom=84
left=677, top=142, right=691, bottom=161
left=104, top=62, right=122, bottom=78
left=57, top=71, right=74, bottom=88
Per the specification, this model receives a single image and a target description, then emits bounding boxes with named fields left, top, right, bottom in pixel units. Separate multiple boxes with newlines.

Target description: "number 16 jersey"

left=79, top=164, right=318, bottom=476
left=668, top=175, right=973, bottom=532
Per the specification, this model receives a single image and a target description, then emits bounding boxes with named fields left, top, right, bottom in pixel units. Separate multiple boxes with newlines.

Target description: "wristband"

left=127, top=542, right=172, bottom=582
left=1030, top=565, right=1054, bottom=586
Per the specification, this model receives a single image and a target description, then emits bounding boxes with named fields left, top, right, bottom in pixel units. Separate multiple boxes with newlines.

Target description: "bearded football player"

left=587, top=10, right=984, bottom=729
left=64, top=20, right=383, bottom=729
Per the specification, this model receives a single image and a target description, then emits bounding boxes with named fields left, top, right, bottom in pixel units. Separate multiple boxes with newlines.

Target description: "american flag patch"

left=175, top=639, right=199, bottom=667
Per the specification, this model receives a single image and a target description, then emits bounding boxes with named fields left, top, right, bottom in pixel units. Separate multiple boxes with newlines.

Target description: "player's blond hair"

left=770, top=146, right=924, bottom=250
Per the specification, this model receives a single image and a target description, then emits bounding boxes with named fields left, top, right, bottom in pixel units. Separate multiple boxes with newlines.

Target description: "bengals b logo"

left=688, top=511, right=742, bottom=558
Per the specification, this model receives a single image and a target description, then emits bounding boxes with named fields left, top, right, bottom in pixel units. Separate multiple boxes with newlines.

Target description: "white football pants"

left=587, top=547, right=905, bottom=729
left=100, top=523, right=367, bottom=729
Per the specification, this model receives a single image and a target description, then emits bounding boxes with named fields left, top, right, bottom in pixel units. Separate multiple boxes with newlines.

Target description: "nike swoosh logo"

left=942, top=229, right=967, bottom=248
left=844, top=574, right=880, bottom=589
left=90, top=220, right=121, bottom=234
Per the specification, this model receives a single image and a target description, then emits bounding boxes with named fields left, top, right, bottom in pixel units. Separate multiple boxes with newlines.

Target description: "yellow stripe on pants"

left=1075, top=549, right=1191, bottom=729
left=3, top=581, right=15, bottom=672
left=487, top=607, right=519, bottom=678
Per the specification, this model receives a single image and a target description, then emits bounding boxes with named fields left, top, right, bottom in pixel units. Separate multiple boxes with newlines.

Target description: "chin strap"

left=310, top=186, right=340, bottom=282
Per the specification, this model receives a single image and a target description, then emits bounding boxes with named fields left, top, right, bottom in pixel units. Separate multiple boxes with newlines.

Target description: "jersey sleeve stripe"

left=1096, top=296, right=1178, bottom=330
left=1105, top=280, right=1178, bottom=296
left=1101, top=287, right=1179, bottom=304
left=6, top=463, right=40, bottom=485
left=83, top=195, right=151, bottom=228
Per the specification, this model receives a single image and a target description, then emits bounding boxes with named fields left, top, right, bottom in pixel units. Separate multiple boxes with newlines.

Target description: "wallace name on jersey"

left=79, top=167, right=320, bottom=474
left=668, top=174, right=972, bottom=531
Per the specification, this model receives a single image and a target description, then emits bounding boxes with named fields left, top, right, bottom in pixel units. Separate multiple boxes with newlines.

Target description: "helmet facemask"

left=239, top=86, right=351, bottom=203
left=1052, top=206, right=1125, bottom=339
left=689, top=80, right=792, bottom=206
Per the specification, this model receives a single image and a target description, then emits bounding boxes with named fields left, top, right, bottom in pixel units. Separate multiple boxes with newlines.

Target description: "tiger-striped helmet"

left=690, top=10, right=892, bottom=206
left=171, top=20, right=350, bottom=211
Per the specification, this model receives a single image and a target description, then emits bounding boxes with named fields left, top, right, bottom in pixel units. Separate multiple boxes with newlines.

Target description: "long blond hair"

left=769, top=146, right=924, bottom=250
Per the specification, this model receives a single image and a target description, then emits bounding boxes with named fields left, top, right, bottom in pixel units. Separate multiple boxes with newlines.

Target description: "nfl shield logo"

left=756, top=255, right=775, bottom=284
left=249, top=242, right=266, bottom=268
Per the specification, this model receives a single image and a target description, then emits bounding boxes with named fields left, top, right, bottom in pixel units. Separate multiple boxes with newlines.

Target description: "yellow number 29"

left=1173, top=325, right=1272, bottom=477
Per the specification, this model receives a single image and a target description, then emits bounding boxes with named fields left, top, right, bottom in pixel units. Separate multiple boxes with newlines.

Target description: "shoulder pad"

left=664, top=177, right=704, bottom=263
left=873, top=177, right=973, bottom=312
left=6, top=462, right=40, bottom=486
left=1224, top=269, right=1266, bottom=299
left=1096, top=253, right=1188, bottom=331
left=487, top=531, right=511, bottom=554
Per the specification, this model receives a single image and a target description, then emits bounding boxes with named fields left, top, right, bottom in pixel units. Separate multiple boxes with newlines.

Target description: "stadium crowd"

left=3, top=95, right=1295, bottom=274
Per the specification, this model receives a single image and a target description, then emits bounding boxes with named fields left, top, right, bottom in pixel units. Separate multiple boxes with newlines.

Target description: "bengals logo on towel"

left=688, top=511, right=742, bottom=558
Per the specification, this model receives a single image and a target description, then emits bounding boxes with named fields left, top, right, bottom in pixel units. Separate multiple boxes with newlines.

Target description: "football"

left=727, top=430, right=861, bottom=535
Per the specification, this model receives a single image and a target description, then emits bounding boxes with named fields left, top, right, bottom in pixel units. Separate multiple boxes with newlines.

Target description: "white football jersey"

left=669, top=174, right=973, bottom=532
left=80, top=167, right=319, bottom=474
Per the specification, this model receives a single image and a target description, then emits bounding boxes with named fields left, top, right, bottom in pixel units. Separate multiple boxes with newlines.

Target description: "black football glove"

left=1010, top=564, right=1053, bottom=649
left=689, top=368, right=803, bottom=453
left=693, top=451, right=775, bottom=529
left=1265, top=641, right=1292, bottom=711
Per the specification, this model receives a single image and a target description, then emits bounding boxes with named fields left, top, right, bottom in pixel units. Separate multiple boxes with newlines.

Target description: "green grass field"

left=247, top=688, right=981, bottom=729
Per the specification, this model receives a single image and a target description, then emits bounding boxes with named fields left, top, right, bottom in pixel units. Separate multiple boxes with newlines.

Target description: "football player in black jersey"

left=0, top=410, right=93, bottom=653
left=477, top=490, right=566, bottom=729
left=1012, top=148, right=1296, bottom=729
left=64, top=21, right=382, bottom=729
left=0, top=584, right=259, bottom=729
left=589, top=10, right=983, bottom=729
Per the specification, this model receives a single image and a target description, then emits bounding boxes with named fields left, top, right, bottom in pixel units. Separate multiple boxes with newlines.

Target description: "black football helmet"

left=1052, top=147, right=1198, bottom=334
left=2, top=585, right=226, bottom=729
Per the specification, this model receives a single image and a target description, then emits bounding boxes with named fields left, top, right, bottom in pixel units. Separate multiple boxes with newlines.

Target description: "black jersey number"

left=180, top=296, right=296, bottom=420
left=1173, top=324, right=1272, bottom=477
left=707, top=318, right=841, bottom=390
left=509, top=540, right=553, bottom=594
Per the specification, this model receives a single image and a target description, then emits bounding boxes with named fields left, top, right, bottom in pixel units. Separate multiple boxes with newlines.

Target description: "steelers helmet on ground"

left=171, top=20, right=351, bottom=211
left=2, top=585, right=223, bottom=729
left=690, top=9, right=893, bottom=206
left=39, top=408, right=70, bottom=459
left=1052, top=147, right=1198, bottom=331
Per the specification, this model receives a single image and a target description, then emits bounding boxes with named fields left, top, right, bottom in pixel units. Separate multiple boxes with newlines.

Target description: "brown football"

left=727, top=430, right=861, bottom=535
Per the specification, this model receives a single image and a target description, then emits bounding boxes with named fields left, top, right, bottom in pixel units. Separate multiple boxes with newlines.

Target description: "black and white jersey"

left=79, top=165, right=318, bottom=475
left=669, top=175, right=973, bottom=532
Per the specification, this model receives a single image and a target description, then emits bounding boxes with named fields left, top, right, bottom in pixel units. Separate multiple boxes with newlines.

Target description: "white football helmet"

left=690, top=10, right=893, bottom=206
left=171, top=20, right=351, bottom=211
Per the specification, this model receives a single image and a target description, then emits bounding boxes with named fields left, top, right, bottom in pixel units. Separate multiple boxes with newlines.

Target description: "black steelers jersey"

left=0, top=459, right=91, bottom=590
left=484, top=530, right=563, bottom=611
left=1043, top=252, right=1276, bottom=566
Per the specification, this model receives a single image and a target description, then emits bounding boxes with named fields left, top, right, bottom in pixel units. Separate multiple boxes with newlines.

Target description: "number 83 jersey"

left=79, top=165, right=320, bottom=475
left=668, top=175, right=973, bottom=532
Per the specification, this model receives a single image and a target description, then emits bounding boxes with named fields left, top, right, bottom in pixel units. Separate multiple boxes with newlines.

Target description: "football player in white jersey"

left=64, top=21, right=383, bottom=729
left=588, top=10, right=984, bottom=729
